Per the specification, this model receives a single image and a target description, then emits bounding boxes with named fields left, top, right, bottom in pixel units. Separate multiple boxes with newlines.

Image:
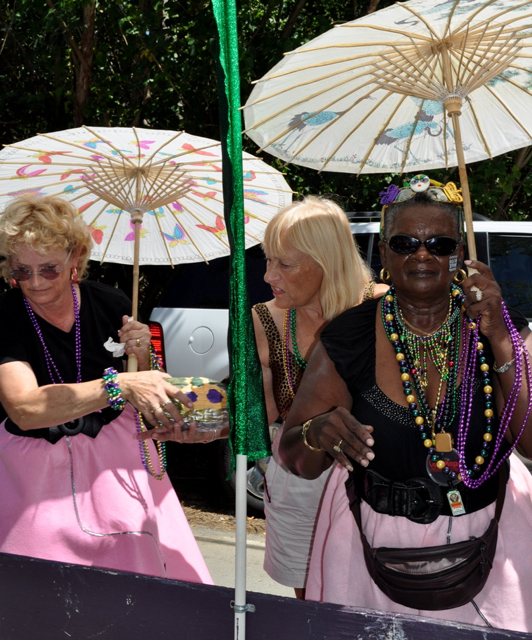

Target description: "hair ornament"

left=379, top=184, right=400, bottom=205
left=379, top=174, right=464, bottom=240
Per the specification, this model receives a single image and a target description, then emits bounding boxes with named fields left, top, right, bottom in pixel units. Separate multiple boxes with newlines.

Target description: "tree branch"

left=494, top=146, right=532, bottom=220
left=281, top=0, right=309, bottom=39
left=44, top=0, right=92, bottom=75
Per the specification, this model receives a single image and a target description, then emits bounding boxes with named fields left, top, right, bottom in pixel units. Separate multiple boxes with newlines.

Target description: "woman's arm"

left=0, top=361, right=193, bottom=431
left=463, top=259, right=532, bottom=458
left=278, top=341, right=375, bottom=479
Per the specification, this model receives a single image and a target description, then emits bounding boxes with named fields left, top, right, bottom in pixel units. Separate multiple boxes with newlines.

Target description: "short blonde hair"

left=263, top=196, right=372, bottom=321
left=0, top=195, right=92, bottom=281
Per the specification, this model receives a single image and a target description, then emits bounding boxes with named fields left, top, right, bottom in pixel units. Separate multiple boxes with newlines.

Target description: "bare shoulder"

left=373, top=283, right=389, bottom=298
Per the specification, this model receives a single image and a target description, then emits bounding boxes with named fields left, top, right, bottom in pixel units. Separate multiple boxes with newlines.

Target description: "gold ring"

left=333, top=439, right=343, bottom=453
left=136, top=338, right=141, bottom=347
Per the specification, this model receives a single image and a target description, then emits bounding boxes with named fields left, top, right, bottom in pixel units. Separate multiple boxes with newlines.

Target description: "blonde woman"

left=252, top=196, right=387, bottom=598
left=0, top=195, right=211, bottom=584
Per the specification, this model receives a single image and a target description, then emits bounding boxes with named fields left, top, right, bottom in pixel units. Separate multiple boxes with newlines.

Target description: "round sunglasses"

left=9, top=250, right=72, bottom=282
left=387, top=234, right=458, bottom=256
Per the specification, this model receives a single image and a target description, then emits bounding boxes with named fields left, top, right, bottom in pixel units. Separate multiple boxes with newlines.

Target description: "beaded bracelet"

left=149, top=344, right=164, bottom=371
left=302, top=419, right=321, bottom=451
left=103, top=367, right=126, bottom=410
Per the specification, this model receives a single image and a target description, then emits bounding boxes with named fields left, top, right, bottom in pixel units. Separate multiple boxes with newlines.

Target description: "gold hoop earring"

left=453, top=269, right=466, bottom=285
left=380, top=268, right=391, bottom=283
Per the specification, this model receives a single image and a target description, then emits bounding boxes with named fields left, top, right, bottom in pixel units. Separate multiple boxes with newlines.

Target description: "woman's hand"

left=118, top=369, right=193, bottom=429
left=462, top=260, right=507, bottom=341
left=118, top=316, right=152, bottom=371
left=305, top=407, right=374, bottom=472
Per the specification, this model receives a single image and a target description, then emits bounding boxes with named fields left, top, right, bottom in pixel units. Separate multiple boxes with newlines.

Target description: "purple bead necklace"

left=24, top=283, right=82, bottom=385
left=457, top=301, right=532, bottom=488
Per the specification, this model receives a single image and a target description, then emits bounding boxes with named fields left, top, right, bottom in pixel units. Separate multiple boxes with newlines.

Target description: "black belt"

left=4, top=408, right=120, bottom=444
left=350, top=466, right=502, bottom=523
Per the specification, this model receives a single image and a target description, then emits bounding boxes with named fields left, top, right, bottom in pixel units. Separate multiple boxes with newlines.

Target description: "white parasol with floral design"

left=243, top=0, right=532, bottom=261
left=0, top=126, right=292, bottom=322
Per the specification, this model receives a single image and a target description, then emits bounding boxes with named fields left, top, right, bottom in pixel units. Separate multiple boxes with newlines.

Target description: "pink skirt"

left=0, top=404, right=212, bottom=584
left=306, top=456, right=532, bottom=632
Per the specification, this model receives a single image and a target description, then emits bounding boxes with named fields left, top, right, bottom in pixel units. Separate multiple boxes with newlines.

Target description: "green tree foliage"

left=1, top=0, right=531, bottom=306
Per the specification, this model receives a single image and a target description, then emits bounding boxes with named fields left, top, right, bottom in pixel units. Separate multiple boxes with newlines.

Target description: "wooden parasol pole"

left=440, top=44, right=478, bottom=266
left=127, top=170, right=144, bottom=373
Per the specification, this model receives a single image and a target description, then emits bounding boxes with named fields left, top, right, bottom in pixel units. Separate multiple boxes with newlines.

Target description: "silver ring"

left=475, top=289, right=483, bottom=302
left=333, top=439, right=343, bottom=453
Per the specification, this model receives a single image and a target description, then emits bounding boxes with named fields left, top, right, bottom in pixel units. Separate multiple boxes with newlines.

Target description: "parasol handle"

left=441, top=46, right=477, bottom=264
left=446, top=107, right=480, bottom=282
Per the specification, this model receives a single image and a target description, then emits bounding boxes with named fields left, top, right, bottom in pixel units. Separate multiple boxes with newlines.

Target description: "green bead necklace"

left=288, top=308, right=308, bottom=370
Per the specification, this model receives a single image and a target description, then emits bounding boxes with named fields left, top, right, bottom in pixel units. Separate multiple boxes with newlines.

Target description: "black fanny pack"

left=345, top=463, right=509, bottom=611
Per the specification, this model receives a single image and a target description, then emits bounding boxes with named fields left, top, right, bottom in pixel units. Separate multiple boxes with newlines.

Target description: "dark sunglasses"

left=387, top=234, right=458, bottom=256
left=10, top=250, right=72, bottom=282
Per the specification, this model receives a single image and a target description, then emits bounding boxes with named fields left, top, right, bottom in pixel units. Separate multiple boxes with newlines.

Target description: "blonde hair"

left=0, top=195, right=92, bottom=281
left=263, top=196, right=372, bottom=321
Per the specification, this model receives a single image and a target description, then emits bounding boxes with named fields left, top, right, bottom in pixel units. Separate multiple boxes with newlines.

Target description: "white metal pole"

left=233, top=453, right=250, bottom=640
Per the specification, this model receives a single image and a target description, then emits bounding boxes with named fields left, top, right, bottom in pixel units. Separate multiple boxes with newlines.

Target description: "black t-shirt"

left=0, top=281, right=132, bottom=442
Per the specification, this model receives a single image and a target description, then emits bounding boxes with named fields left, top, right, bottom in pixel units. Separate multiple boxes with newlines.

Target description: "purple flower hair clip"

left=379, top=184, right=400, bottom=205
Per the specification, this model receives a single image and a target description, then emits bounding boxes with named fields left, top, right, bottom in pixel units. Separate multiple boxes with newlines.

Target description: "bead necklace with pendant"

left=382, top=285, right=508, bottom=488
left=394, top=294, right=458, bottom=387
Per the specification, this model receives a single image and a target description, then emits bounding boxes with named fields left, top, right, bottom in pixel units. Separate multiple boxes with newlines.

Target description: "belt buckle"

left=404, top=477, right=443, bottom=524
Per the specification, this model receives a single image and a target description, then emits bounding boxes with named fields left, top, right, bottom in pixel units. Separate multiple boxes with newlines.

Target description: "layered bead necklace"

left=24, top=283, right=82, bottom=385
left=382, top=285, right=531, bottom=489
left=282, top=308, right=307, bottom=397
left=135, top=411, right=167, bottom=480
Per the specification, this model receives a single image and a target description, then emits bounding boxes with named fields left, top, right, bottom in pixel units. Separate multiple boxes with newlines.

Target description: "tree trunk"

left=44, top=0, right=95, bottom=126
left=74, top=1, right=96, bottom=126
left=367, top=0, right=381, bottom=14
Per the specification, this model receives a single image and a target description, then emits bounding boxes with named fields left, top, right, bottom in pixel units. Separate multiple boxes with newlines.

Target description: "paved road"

left=192, top=526, right=294, bottom=598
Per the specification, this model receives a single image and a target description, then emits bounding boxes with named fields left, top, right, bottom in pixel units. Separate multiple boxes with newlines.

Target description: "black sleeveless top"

left=321, top=297, right=527, bottom=513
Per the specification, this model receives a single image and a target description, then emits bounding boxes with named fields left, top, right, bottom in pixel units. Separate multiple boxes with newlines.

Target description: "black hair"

left=383, top=192, right=463, bottom=241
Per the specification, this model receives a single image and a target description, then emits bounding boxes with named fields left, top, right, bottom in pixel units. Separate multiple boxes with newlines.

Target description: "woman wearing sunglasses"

left=0, top=195, right=212, bottom=584
left=278, top=176, right=532, bottom=632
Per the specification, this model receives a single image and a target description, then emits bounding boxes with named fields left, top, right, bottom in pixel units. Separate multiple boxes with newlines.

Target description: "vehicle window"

left=352, top=232, right=383, bottom=277
left=488, top=234, right=532, bottom=319
left=157, top=244, right=271, bottom=309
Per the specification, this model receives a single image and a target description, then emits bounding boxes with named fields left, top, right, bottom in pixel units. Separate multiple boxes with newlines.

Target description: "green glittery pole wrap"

left=212, top=0, right=271, bottom=465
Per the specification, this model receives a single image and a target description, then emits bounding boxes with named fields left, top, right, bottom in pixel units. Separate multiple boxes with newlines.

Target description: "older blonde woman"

left=252, top=196, right=387, bottom=598
left=0, top=195, right=211, bottom=584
